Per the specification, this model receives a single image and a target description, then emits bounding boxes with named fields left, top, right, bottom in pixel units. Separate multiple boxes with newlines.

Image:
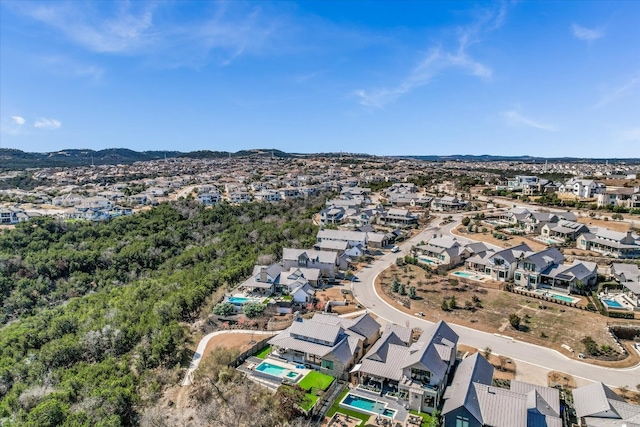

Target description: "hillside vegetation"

left=0, top=198, right=321, bottom=426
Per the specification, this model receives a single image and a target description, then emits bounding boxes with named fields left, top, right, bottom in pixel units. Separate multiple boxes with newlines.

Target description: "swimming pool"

left=340, top=393, right=396, bottom=418
left=228, top=296, right=261, bottom=304
left=254, top=361, right=301, bottom=381
left=418, top=257, right=436, bottom=264
left=601, top=298, right=623, bottom=309
left=452, top=271, right=474, bottom=278
left=534, top=290, right=580, bottom=304
left=255, top=361, right=287, bottom=376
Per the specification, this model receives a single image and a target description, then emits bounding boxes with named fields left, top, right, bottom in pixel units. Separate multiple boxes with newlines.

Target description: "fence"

left=228, top=337, right=272, bottom=368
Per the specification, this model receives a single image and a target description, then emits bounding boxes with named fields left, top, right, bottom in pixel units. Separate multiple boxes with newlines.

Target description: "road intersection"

left=350, top=213, right=640, bottom=388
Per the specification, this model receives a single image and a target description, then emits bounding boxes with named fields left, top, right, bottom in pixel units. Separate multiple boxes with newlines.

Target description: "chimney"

left=260, top=266, right=267, bottom=282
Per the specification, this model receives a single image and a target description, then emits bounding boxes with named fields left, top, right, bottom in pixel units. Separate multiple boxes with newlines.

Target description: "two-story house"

left=577, top=229, right=640, bottom=258
left=268, top=313, right=380, bottom=379
left=282, top=248, right=338, bottom=279
left=353, top=321, right=458, bottom=414
left=465, top=244, right=532, bottom=282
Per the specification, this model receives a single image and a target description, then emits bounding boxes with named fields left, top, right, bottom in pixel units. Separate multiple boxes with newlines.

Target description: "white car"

left=391, top=246, right=400, bottom=253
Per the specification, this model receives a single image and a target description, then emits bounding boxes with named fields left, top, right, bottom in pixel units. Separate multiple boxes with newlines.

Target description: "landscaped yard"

left=324, top=388, right=369, bottom=427
left=377, top=263, right=640, bottom=367
left=298, top=370, right=334, bottom=392
left=409, top=409, right=437, bottom=427
left=301, top=393, right=319, bottom=411
left=254, top=345, right=271, bottom=359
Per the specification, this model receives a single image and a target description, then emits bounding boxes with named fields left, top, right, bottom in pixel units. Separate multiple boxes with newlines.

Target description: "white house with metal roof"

left=351, top=321, right=458, bottom=414
left=268, top=312, right=380, bottom=379
left=577, top=229, right=640, bottom=259
left=573, top=382, right=640, bottom=426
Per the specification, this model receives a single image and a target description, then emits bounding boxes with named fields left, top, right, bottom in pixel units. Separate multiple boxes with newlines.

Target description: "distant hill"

left=1, top=148, right=638, bottom=171
left=0, top=148, right=292, bottom=170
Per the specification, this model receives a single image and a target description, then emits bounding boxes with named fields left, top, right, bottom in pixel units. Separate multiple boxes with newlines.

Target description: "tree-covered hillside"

left=0, top=197, right=322, bottom=426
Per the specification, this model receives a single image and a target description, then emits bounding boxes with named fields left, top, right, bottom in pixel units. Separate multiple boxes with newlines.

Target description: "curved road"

left=351, top=213, right=640, bottom=388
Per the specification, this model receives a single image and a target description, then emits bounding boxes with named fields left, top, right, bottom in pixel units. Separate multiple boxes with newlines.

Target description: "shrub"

left=509, top=313, right=521, bottom=330
left=408, top=286, right=416, bottom=299
left=461, top=217, right=471, bottom=227
left=441, top=299, right=449, bottom=311
left=244, top=303, right=266, bottom=318
left=449, top=295, right=457, bottom=310
left=392, top=278, right=400, bottom=293
left=213, top=302, right=236, bottom=317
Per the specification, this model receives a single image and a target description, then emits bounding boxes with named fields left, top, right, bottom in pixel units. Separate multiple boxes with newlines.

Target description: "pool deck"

left=450, top=270, right=487, bottom=282
left=240, top=355, right=312, bottom=388
left=344, top=386, right=411, bottom=423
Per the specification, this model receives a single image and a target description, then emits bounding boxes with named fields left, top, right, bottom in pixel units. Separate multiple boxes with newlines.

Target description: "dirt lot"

left=578, top=217, right=632, bottom=232
left=377, top=264, right=640, bottom=368
left=202, top=333, right=259, bottom=360
left=452, top=225, right=547, bottom=251
left=317, top=286, right=362, bottom=315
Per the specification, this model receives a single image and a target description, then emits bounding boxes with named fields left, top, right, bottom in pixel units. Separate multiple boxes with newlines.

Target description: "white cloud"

left=500, top=110, right=557, bottom=131
left=6, top=1, right=282, bottom=68
left=596, top=72, right=640, bottom=107
left=353, top=5, right=504, bottom=108
left=11, top=116, right=26, bottom=125
left=34, top=118, right=62, bottom=130
left=571, top=23, right=604, bottom=41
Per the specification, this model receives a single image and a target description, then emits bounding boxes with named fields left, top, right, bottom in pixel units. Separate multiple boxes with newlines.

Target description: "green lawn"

left=325, top=388, right=368, bottom=427
left=409, top=409, right=437, bottom=427
left=254, top=345, right=271, bottom=359
left=300, top=393, right=319, bottom=411
left=298, top=370, right=334, bottom=392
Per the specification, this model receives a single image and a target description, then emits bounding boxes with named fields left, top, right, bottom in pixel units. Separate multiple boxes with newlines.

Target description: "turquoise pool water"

left=452, top=271, right=474, bottom=278
left=255, top=362, right=287, bottom=377
left=341, top=393, right=396, bottom=418
left=228, top=296, right=259, bottom=304
left=534, top=290, right=579, bottom=304
left=419, top=257, right=435, bottom=264
left=602, top=299, right=623, bottom=308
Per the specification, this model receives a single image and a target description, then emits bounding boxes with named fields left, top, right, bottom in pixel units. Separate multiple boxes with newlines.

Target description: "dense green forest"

left=0, top=197, right=322, bottom=426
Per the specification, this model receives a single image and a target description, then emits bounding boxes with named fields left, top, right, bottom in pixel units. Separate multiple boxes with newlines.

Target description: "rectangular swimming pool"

left=340, top=393, right=396, bottom=418
left=256, top=362, right=287, bottom=376
left=418, top=257, right=436, bottom=264
left=228, top=296, right=261, bottom=304
left=254, top=361, right=301, bottom=381
left=452, top=271, right=474, bottom=278
left=534, top=290, right=580, bottom=304
left=601, top=298, right=623, bottom=309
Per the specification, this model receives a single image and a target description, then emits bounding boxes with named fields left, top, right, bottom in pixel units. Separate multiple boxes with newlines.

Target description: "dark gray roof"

left=442, top=352, right=494, bottom=422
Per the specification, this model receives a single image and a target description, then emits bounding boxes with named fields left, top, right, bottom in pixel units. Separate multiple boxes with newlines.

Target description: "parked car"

left=391, top=246, right=400, bottom=253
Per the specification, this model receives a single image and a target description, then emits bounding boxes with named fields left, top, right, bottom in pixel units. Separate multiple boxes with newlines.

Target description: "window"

left=321, top=359, right=334, bottom=370
left=515, top=273, right=521, bottom=281
left=411, top=368, right=430, bottom=382
left=423, top=395, right=435, bottom=407
left=306, top=354, right=321, bottom=365
left=455, top=416, right=470, bottom=427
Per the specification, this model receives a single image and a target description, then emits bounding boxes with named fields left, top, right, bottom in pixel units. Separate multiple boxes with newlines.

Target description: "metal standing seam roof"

left=442, top=352, right=494, bottom=423
left=510, top=380, right=560, bottom=415
left=474, top=384, right=528, bottom=427
left=282, top=248, right=337, bottom=264
left=289, top=319, right=342, bottom=344
left=573, top=382, right=625, bottom=418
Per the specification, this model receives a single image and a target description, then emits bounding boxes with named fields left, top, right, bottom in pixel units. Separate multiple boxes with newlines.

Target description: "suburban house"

left=537, top=260, right=598, bottom=293
left=317, top=229, right=368, bottom=248
left=465, top=244, right=532, bottom=282
left=320, top=206, right=346, bottom=225
left=442, top=353, right=562, bottom=427
left=610, top=263, right=640, bottom=307
left=597, top=186, right=640, bottom=209
left=414, top=236, right=486, bottom=268
left=352, top=321, right=458, bottom=414
left=541, top=220, right=590, bottom=241
left=512, top=247, right=565, bottom=288
left=282, top=248, right=338, bottom=279
left=313, top=239, right=349, bottom=254
left=573, top=382, right=640, bottom=426
left=522, top=211, right=578, bottom=234
left=282, top=267, right=322, bottom=288
left=559, top=178, right=606, bottom=198
left=431, top=196, right=468, bottom=212
left=379, top=208, right=418, bottom=228
left=268, top=313, right=381, bottom=379
left=238, top=264, right=284, bottom=295
left=0, top=207, right=28, bottom=225
left=197, top=192, right=222, bottom=205
left=577, top=229, right=640, bottom=258
left=254, top=189, right=283, bottom=202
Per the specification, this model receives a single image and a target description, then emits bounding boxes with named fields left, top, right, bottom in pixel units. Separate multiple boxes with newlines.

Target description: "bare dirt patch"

left=375, top=263, right=640, bottom=368
left=457, top=345, right=515, bottom=381
left=548, top=371, right=576, bottom=389
left=317, top=287, right=361, bottom=315
left=202, top=333, right=258, bottom=360
left=578, top=217, right=632, bottom=233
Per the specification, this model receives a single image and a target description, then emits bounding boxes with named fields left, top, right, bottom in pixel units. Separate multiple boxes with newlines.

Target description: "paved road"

left=351, top=213, right=640, bottom=388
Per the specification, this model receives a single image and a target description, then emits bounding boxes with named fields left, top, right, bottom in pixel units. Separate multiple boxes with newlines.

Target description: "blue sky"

left=1, top=1, right=639, bottom=157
